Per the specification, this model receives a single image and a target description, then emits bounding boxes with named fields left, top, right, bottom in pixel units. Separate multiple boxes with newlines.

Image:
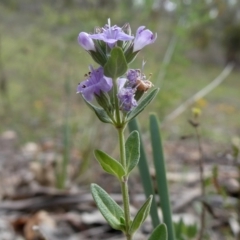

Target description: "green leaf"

left=91, top=184, right=125, bottom=231
left=83, top=97, right=113, bottom=124
left=148, top=223, right=168, bottom=240
left=150, top=114, right=175, bottom=240
left=94, top=150, right=126, bottom=179
left=126, top=88, right=159, bottom=122
left=125, top=131, right=140, bottom=174
left=129, top=195, right=153, bottom=235
left=104, top=47, right=128, bottom=79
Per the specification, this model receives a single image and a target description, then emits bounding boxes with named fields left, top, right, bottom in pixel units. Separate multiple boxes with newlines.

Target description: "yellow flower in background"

left=195, top=98, right=208, bottom=108
left=191, top=107, right=202, bottom=118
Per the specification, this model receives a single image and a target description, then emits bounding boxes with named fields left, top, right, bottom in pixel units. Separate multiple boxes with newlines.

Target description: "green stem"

left=113, top=77, right=121, bottom=125
left=118, top=127, right=132, bottom=240
left=113, top=77, right=131, bottom=239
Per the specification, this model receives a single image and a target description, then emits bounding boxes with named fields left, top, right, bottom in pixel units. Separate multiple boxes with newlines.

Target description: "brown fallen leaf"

left=24, top=210, right=56, bottom=240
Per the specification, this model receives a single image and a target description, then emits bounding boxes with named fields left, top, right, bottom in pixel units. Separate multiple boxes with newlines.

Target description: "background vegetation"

left=0, top=0, right=239, bottom=158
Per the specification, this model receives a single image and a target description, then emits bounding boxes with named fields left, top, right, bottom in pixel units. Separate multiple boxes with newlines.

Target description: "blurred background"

left=0, top=1, right=240, bottom=239
left=0, top=0, right=240, bottom=180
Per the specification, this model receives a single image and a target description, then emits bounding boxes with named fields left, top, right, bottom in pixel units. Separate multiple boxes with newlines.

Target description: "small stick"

left=189, top=109, right=205, bottom=240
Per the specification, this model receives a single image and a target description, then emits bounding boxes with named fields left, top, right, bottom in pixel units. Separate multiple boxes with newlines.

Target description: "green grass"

left=0, top=2, right=239, bottom=148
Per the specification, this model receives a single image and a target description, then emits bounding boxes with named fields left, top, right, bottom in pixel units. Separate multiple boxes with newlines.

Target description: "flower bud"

left=133, top=26, right=157, bottom=52
left=78, top=32, right=96, bottom=51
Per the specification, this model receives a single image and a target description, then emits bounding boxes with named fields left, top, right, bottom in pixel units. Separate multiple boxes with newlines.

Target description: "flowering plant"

left=77, top=19, right=166, bottom=240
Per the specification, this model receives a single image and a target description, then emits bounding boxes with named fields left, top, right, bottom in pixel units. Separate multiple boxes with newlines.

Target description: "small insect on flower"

left=136, top=73, right=154, bottom=92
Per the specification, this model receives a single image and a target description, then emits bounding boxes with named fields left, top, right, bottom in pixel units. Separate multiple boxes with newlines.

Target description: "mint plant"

left=76, top=19, right=166, bottom=240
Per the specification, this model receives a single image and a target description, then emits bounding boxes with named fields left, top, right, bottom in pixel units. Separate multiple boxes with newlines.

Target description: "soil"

left=0, top=130, right=239, bottom=240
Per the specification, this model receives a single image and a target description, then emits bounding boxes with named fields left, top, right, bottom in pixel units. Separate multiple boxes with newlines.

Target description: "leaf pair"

left=83, top=88, right=159, bottom=125
left=91, top=184, right=165, bottom=239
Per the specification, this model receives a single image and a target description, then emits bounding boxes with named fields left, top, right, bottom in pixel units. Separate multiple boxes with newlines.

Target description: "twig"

left=188, top=113, right=206, bottom=240
left=195, top=126, right=205, bottom=240
left=164, top=63, right=235, bottom=123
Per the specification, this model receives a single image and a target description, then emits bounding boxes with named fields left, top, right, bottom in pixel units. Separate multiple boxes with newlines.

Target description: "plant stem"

left=195, top=126, right=205, bottom=240
left=118, top=127, right=132, bottom=240
left=113, top=77, right=131, bottom=239
left=113, top=77, right=121, bottom=125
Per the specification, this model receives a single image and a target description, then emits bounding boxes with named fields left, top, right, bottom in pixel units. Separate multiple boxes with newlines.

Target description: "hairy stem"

left=113, top=77, right=131, bottom=239
left=118, top=127, right=132, bottom=240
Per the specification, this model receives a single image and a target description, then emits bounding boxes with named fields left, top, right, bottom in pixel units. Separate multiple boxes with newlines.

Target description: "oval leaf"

left=129, top=195, right=153, bottom=235
left=94, top=150, right=126, bottom=179
left=126, top=88, right=159, bottom=122
left=91, top=184, right=125, bottom=231
left=104, top=47, right=128, bottom=79
left=125, top=131, right=140, bottom=174
left=148, top=223, right=167, bottom=240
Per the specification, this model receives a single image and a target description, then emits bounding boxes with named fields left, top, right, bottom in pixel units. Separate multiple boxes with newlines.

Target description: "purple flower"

left=126, top=69, right=141, bottom=86
left=118, top=77, right=127, bottom=90
left=77, top=66, right=112, bottom=101
left=78, top=32, right=96, bottom=51
left=89, top=19, right=134, bottom=48
left=133, top=26, right=157, bottom=52
left=118, top=87, right=137, bottom=112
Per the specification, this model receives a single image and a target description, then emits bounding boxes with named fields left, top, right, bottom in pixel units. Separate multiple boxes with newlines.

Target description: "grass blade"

left=149, top=113, right=175, bottom=240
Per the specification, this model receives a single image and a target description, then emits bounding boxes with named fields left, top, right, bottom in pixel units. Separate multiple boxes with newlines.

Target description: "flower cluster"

left=76, top=19, right=157, bottom=124
left=78, top=19, right=157, bottom=66
left=117, top=68, right=153, bottom=112
left=76, top=20, right=162, bottom=240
